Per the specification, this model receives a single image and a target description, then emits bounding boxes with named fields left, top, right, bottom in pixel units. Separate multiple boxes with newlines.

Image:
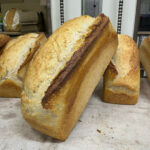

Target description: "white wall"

left=51, top=0, right=81, bottom=32
left=121, top=0, right=137, bottom=37
left=51, top=0, right=137, bottom=37
left=102, top=0, right=137, bottom=37
left=102, top=0, right=119, bottom=30
left=64, top=0, right=81, bottom=22
left=51, top=0, right=60, bottom=32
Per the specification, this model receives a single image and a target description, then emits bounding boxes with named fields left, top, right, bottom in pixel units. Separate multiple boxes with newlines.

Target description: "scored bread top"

left=0, top=33, right=39, bottom=85
left=110, top=34, right=140, bottom=91
left=23, top=15, right=100, bottom=101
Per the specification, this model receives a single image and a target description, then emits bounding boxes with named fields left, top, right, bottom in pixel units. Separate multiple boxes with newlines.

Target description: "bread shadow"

left=140, top=79, right=150, bottom=101
left=31, top=128, right=62, bottom=143
left=15, top=119, right=62, bottom=143
left=10, top=109, right=62, bottom=143
left=93, top=78, right=104, bottom=102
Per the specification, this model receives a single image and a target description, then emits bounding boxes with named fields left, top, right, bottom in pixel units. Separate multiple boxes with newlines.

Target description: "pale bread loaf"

left=21, top=14, right=118, bottom=140
left=0, top=33, right=46, bottom=97
left=103, top=35, right=140, bottom=104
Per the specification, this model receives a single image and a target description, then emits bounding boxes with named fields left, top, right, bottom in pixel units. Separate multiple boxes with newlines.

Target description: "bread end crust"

left=0, top=79, right=22, bottom=97
left=104, top=89, right=138, bottom=105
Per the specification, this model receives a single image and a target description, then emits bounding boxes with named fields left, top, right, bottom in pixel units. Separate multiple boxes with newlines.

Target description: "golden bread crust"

left=23, top=15, right=95, bottom=102
left=42, top=14, right=110, bottom=106
left=21, top=14, right=118, bottom=140
left=104, top=34, right=140, bottom=104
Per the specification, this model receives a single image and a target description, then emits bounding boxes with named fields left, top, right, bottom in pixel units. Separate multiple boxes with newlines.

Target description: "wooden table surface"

left=0, top=79, right=150, bottom=150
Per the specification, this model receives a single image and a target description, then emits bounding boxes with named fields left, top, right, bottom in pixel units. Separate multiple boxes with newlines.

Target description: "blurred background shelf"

left=21, top=22, right=38, bottom=25
left=137, top=31, right=150, bottom=35
left=0, top=31, right=22, bottom=35
left=134, top=0, right=150, bottom=41
left=0, top=0, right=52, bottom=36
left=0, top=31, right=43, bottom=36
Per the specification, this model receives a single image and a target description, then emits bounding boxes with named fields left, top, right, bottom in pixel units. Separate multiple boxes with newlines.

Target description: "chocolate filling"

left=42, top=14, right=109, bottom=107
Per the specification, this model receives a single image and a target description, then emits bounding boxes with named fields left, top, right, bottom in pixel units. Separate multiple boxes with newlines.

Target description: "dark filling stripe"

left=42, top=14, right=109, bottom=107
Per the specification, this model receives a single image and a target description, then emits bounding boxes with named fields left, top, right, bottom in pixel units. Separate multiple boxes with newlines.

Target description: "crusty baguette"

left=0, top=33, right=46, bottom=98
left=103, top=35, right=140, bottom=105
left=140, top=36, right=150, bottom=81
left=21, top=14, right=118, bottom=141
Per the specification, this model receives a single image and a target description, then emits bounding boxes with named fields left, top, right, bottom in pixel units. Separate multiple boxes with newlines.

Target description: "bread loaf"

left=21, top=14, right=118, bottom=140
left=140, top=36, right=150, bottom=81
left=0, top=33, right=46, bottom=98
left=3, top=8, right=21, bottom=32
left=103, top=35, right=140, bottom=105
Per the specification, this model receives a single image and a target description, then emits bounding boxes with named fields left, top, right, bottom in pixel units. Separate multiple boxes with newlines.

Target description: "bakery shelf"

left=21, top=22, right=38, bottom=25
left=0, top=78, right=150, bottom=150
left=137, top=31, right=150, bottom=35
left=0, top=31, right=23, bottom=35
left=0, top=31, right=44, bottom=36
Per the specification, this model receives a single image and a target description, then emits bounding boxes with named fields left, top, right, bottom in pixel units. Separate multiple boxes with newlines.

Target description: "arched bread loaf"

left=21, top=14, right=118, bottom=140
